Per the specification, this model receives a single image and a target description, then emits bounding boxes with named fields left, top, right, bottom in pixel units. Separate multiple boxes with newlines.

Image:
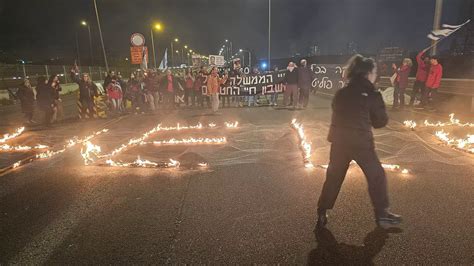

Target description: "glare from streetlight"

left=176, top=50, right=179, bottom=54
left=239, top=49, right=243, bottom=52
left=81, top=20, right=87, bottom=26
left=189, top=49, right=193, bottom=53
left=184, top=45, right=188, bottom=49
left=225, top=39, right=228, bottom=42
left=154, top=23, right=163, bottom=31
left=174, top=38, right=179, bottom=42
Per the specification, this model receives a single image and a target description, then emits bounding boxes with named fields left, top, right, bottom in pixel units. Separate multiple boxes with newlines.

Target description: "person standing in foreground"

left=207, top=67, right=227, bottom=113
left=422, top=55, right=443, bottom=111
left=297, top=59, right=313, bottom=109
left=316, top=54, right=401, bottom=229
left=282, top=62, right=298, bottom=109
left=17, top=79, right=36, bottom=124
left=410, top=48, right=430, bottom=107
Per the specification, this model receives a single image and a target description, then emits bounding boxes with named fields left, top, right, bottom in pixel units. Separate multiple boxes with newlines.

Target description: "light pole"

left=150, top=23, right=163, bottom=69
left=239, top=49, right=251, bottom=68
left=171, top=38, right=178, bottom=66
left=81, top=20, right=93, bottom=65
left=431, top=0, right=443, bottom=55
left=268, top=0, right=271, bottom=69
left=225, top=39, right=233, bottom=60
left=183, top=45, right=188, bottom=65
left=93, top=0, right=108, bottom=71
left=75, top=31, right=81, bottom=66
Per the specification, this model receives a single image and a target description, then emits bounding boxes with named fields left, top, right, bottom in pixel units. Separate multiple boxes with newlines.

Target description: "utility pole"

left=431, top=0, right=443, bottom=55
left=93, top=0, right=109, bottom=71
left=268, top=0, right=272, bottom=68
left=150, top=28, right=157, bottom=68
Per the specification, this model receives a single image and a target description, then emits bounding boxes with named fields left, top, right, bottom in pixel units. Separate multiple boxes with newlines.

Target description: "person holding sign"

left=316, top=54, right=401, bottom=229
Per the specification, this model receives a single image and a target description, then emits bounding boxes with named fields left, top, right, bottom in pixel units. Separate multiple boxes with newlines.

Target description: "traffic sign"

left=130, top=33, right=145, bottom=47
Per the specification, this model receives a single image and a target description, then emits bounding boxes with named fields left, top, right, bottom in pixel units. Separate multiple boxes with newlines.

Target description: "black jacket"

left=17, top=84, right=35, bottom=113
left=283, top=68, right=298, bottom=85
left=71, top=72, right=98, bottom=101
left=327, top=77, right=388, bottom=149
left=36, top=83, right=55, bottom=110
left=298, top=66, right=313, bottom=89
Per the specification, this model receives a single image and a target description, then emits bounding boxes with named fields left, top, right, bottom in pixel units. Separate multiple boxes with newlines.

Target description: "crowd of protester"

left=12, top=50, right=443, bottom=126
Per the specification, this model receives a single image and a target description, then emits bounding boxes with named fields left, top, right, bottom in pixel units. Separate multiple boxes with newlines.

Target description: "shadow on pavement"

left=307, top=227, right=402, bottom=265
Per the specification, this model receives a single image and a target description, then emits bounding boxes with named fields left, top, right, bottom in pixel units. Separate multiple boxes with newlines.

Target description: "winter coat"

left=327, top=77, right=388, bottom=149
left=36, top=83, right=55, bottom=110
left=395, top=65, right=411, bottom=89
left=206, top=74, right=225, bottom=94
left=17, top=84, right=35, bottom=113
left=415, top=51, right=429, bottom=82
left=283, top=68, right=298, bottom=85
left=425, top=63, right=443, bottom=89
left=71, top=72, right=98, bottom=101
left=107, top=82, right=122, bottom=100
left=298, top=66, right=313, bottom=89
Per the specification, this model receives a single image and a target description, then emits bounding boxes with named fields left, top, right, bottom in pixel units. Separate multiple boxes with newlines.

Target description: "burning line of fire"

left=403, top=113, right=473, bottom=154
left=0, top=127, right=25, bottom=143
left=81, top=121, right=238, bottom=168
left=291, top=119, right=314, bottom=169
left=318, top=161, right=409, bottom=174
left=0, top=144, right=49, bottom=152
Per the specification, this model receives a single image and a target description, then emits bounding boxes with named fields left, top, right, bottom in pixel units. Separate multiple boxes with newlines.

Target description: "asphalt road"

left=0, top=95, right=473, bottom=264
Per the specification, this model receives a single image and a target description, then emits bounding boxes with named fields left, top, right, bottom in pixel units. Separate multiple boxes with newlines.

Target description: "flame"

left=225, top=121, right=239, bottom=128
left=291, top=119, right=314, bottom=169
left=319, top=161, right=409, bottom=174
left=105, top=157, right=180, bottom=168
left=198, top=162, right=208, bottom=167
left=36, top=129, right=108, bottom=159
left=149, top=137, right=227, bottom=146
left=435, top=130, right=474, bottom=153
left=12, top=161, right=21, bottom=169
left=81, top=141, right=102, bottom=165
left=0, top=127, right=25, bottom=143
left=0, top=144, right=49, bottom=152
left=403, top=120, right=417, bottom=129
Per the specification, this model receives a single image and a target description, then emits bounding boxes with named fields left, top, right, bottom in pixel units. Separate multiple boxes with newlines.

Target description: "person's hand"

left=392, top=63, right=397, bottom=69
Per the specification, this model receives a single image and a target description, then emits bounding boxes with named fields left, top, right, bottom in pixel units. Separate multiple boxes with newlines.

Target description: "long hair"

left=345, top=54, right=376, bottom=81
left=47, top=74, right=58, bottom=85
left=403, top=58, right=413, bottom=67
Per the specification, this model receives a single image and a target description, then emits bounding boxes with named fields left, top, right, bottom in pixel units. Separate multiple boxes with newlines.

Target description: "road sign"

left=209, top=55, right=225, bottom=66
left=130, top=33, right=145, bottom=47
left=130, top=46, right=148, bottom=65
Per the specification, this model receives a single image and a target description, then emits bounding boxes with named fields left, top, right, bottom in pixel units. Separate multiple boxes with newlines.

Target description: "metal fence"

left=0, top=64, right=137, bottom=89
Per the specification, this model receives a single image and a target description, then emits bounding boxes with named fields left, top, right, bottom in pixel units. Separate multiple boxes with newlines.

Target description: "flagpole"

left=431, top=0, right=443, bottom=55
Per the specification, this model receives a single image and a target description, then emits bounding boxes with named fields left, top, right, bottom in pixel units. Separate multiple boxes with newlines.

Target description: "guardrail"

left=378, top=76, right=474, bottom=97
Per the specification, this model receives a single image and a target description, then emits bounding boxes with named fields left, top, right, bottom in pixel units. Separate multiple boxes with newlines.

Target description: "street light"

left=150, top=22, right=163, bottom=69
left=93, top=0, right=108, bottom=71
left=239, top=49, right=252, bottom=67
left=171, top=38, right=179, bottom=66
left=80, top=20, right=93, bottom=66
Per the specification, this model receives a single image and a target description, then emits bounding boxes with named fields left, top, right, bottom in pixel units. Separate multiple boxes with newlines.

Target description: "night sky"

left=0, top=0, right=470, bottom=64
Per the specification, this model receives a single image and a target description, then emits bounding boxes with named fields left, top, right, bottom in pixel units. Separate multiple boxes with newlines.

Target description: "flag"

left=140, top=46, right=148, bottom=70
left=427, top=19, right=471, bottom=41
left=159, top=48, right=168, bottom=70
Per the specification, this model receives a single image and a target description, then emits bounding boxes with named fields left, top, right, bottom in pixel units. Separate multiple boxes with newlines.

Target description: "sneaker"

left=376, top=210, right=402, bottom=229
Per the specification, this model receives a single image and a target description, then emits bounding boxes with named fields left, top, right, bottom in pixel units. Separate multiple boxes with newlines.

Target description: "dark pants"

left=163, top=91, right=175, bottom=109
left=421, top=88, right=438, bottom=108
left=80, top=98, right=95, bottom=118
left=220, top=94, right=231, bottom=108
left=43, top=107, right=53, bottom=126
left=409, top=80, right=425, bottom=106
left=298, top=87, right=310, bottom=107
left=393, top=83, right=406, bottom=107
left=318, top=143, right=389, bottom=215
left=185, top=88, right=196, bottom=106
left=200, top=94, right=210, bottom=108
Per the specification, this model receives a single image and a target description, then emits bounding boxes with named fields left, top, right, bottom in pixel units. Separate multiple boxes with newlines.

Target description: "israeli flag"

left=428, top=19, right=471, bottom=41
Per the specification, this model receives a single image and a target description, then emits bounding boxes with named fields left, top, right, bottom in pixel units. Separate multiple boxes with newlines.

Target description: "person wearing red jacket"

left=421, top=55, right=443, bottom=110
left=409, top=48, right=430, bottom=107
